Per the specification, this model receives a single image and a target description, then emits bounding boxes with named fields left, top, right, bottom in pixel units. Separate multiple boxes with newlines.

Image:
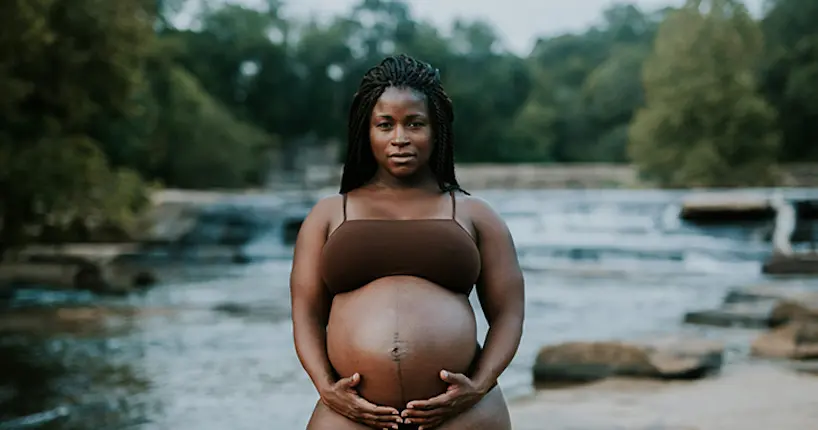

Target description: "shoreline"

left=294, top=162, right=818, bottom=190
left=507, top=361, right=818, bottom=429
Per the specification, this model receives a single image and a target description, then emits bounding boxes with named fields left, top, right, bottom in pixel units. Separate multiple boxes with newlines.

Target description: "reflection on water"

left=1, top=189, right=816, bottom=429
left=0, top=326, right=151, bottom=429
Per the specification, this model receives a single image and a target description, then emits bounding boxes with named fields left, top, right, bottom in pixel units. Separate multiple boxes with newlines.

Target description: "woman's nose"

left=391, top=128, right=409, bottom=145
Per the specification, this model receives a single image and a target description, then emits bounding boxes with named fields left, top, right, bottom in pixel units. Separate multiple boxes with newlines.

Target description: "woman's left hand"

left=400, top=370, right=488, bottom=429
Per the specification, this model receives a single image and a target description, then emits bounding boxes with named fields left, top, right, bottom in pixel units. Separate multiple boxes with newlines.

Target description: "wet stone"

left=762, top=253, right=818, bottom=275
left=532, top=338, right=724, bottom=387
left=210, top=302, right=290, bottom=323
left=686, top=288, right=818, bottom=329
left=752, top=320, right=818, bottom=360
left=722, top=286, right=804, bottom=304
left=683, top=302, right=776, bottom=328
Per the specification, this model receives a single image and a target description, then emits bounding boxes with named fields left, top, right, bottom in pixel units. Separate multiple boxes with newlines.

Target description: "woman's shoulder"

left=453, top=191, right=504, bottom=225
left=314, top=193, right=345, bottom=206
left=305, top=193, right=345, bottom=220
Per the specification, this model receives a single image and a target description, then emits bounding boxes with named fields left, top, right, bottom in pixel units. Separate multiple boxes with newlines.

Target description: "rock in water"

left=532, top=338, right=724, bottom=386
left=533, top=341, right=650, bottom=384
left=769, top=299, right=818, bottom=327
left=683, top=302, right=776, bottom=328
left=751, top=320, right=818, bottom=360
left=722, top=285, right=815, bottom=304
left=684, top=288, right=818, bottom=329
left=762, top=253, right=818, bottom=275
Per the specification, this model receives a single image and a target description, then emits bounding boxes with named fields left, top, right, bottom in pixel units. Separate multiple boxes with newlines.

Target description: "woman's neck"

left=369, top=168, right=439, bottom=193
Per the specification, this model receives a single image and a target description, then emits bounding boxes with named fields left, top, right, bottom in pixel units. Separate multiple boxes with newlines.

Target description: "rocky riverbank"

left=299, top=163, right=818, bottom=190
left=302, top=163, right=643, bottom=189
left=0, top=189, right=313, bottom=297
left=510, top=278, right=818, bottom=429
left=2, top=187, right=818, bottom=429
left=5, top=173, right=818, bottom=298
left=509, top=362, right=818, bottom=430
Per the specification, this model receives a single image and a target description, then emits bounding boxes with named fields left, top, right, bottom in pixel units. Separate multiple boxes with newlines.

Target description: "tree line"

left=1, top=0, right=816, bottom=248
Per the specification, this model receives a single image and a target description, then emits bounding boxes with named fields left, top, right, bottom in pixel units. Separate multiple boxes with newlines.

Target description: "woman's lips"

left=389, top=154, right=416, bottom=163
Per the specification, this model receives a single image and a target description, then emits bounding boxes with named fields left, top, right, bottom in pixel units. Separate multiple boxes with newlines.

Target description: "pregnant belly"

left=327, top=276, right=478, bottom=410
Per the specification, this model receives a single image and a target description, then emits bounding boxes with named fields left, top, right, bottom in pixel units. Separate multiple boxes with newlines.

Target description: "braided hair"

left=339, top=54, right=467, bottom=194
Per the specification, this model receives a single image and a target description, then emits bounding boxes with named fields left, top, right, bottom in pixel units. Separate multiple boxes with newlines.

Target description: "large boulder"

left=533, top=337, right=724, bottom=386
left=751, top=320, right=818, bottom=360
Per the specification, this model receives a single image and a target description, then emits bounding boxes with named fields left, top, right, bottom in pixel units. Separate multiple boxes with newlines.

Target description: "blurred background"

left=2, top=0, right=818, bottom=429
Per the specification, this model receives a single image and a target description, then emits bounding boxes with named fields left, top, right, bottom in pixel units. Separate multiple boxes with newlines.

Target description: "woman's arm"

left=291, top=196, right=403, bottom=429
left=468, top=197, right=525, bottom=394
left=401, top=197, right=524, bottom=427
left=290, top=197, right=336, bottom=393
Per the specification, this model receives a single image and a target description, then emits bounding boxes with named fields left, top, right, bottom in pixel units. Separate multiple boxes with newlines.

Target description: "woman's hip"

left=306, top=384, right=510, bottom=430
left=434, top=384, right=510, bottom=430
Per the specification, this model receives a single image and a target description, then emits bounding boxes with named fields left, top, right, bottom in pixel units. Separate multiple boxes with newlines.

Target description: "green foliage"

left=582, top=46, right=649, bottom=161
left=0, top=0, right=155, bottom=250
left=2, top=0, right=818, bottom=250
left=525, top=4, right=661, bottom=162
left=629, top=0, right=780, bottom=187
left=760, top=0, right=818, bottom=161
left=144, top=64, right=276, bottom=188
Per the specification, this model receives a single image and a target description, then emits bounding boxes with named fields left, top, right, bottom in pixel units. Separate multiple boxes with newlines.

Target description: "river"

left=0, top=188, right=815, bottom=429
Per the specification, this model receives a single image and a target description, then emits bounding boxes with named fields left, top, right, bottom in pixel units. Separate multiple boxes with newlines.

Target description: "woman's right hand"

left=320, top=373, right=404, bottom=430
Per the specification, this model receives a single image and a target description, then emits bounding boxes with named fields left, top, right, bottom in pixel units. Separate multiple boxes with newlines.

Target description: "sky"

left=276, top=0, right=767, bottom=54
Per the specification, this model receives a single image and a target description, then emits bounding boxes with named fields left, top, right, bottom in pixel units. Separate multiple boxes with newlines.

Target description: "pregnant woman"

left=291, top=54, right=525, bottom=430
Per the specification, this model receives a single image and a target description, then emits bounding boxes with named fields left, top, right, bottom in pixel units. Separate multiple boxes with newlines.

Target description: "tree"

left=760, top=0, right=818, bottom=161
left=582, top=45, right=650, bottom=161
left=526, top=3, right=661, bottom=163
left=0, top=0, right=155, bottom=253
left=145, top=63, right=276, bottom=188
left=628, top=0, right=780, bottom=187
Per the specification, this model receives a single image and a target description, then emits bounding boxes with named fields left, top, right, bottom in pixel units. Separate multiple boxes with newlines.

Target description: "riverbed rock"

left=679, top=193, right=773, bottom=223
left=211, top=301, right=291, bottom=322
left=722, top=285, right=815, bottom=304
left=683, top=302, right=776, bottom=328
left=0, top=244, right=156, bottom=295
left=762, top=253, right=818, bottom=275
left=751, top=320, right=818, bottom=360
left=685, top=289, right=818, bottom=328
left=533, top=338, right=724, bottom=386
left=0, top=306, right=174, bottom=336
left=769, top=297, right=818, bottom=326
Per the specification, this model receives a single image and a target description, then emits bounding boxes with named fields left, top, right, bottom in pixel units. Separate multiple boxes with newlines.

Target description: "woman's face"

left=369, top=86, right=433, bottom=179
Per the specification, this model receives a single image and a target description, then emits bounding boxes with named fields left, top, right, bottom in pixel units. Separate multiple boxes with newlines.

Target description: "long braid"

left=340, top=54, right=468, bottom=195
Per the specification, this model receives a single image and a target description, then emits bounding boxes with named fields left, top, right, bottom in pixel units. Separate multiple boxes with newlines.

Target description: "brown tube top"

left=320, top=192, right=482, bottom=296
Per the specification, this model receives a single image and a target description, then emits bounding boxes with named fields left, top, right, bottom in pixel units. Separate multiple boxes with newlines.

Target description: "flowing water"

left=1, top=188, right=817, bottom=429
